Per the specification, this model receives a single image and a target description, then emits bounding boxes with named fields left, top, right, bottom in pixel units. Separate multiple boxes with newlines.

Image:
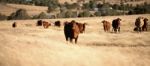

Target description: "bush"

left=78, top=11, right=91, bottom=17
left=8, top=9, right=30, bottom=20
left=57, top=10, right=77, bottom=18
left=65, top=3, right=79, bottom=9
left=37, top=12, right=48, bottom=19
left=57, top=11, right=66, bottom=18
left=0, top=13, right=7, bottom=20
left=33, top=12, right=49, bottom=19
left=94, top=11, right=101, bottom=16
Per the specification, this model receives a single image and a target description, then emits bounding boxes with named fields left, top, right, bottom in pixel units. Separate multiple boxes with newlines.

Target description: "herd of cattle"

left=12, top=17, right=149, bottom=44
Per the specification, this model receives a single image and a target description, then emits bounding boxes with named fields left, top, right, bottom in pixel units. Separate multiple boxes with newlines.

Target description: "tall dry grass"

left=0, top=14, right=150, bottom=66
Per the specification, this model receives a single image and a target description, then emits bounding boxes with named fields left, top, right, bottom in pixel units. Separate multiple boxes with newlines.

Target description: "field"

left=0, top=14, right=150, bottom=66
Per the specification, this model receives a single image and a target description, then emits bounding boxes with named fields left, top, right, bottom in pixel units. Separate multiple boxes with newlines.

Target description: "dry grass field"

left=0, top=14, right=150, bottom=66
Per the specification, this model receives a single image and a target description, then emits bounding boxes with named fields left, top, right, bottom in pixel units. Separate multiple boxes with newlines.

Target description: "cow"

left=12, top=22, right=17, bottom=28
left=76, top=23, right=86, bottom=33
left=134, top=17, right=144, bottom=32
left=101, top=20, right=111, bottom=32
left=142, top=18, right=148, bottom=31
left=112, top=18, right=121, bottom=33
left=54, top=21, right=61, bottom=27
left=37, top=20, right=43, bottom=26
left=64, top=20, right=80, bottom=44
left=43, top=21, right=51, bottom=28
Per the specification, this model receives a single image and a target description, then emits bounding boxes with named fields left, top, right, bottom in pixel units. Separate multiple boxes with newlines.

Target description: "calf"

left=142, top=18, right=148, bottom=31
left=43, top=21, right=51, bottom=28
left=101, top=20, right=111, bottom=32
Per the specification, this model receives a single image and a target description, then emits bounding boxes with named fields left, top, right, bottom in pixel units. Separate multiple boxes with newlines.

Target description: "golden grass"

left=0, top=14, right=150, bottom=66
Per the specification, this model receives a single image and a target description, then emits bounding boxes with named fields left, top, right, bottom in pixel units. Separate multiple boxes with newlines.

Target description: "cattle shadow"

left=87, top=43, right=150, bottom=47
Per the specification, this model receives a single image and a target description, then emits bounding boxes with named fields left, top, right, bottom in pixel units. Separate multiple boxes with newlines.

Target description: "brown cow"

left=134, top=17, right=144, bottom=32
left=76, top=23, right=86, bottom=33
left=54, top=21, right=61, bottom=27
left=112, top=18, right=121, bottom=33
left=101, top=20, right=111, bottom=32
left=12, top=22, right=17, bottom=28
left=64, top=20, right=80, bottom=44
left=142, top=18, right=148, bottom=31
left=43, top=21, right=51, bottom=28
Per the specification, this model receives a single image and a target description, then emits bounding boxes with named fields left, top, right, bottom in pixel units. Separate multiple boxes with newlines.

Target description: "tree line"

left=0, top=0, right=150, bottom=20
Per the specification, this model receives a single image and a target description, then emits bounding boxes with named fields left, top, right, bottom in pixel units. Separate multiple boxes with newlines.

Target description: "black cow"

left=12, top=22, right=17, bottom=28
left=112, top=18, right=121, bottom=33
left=37, top=20, right=43, bottom=26
left=54, top=21, right=61, bottom=27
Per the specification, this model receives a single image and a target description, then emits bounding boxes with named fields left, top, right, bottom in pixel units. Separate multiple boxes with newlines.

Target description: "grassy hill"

left=0, top=4, right=47, bottom=16
left=0, top=0, right=150, bottom=17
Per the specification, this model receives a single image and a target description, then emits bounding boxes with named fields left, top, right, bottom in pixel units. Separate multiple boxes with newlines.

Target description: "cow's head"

left=144, top=18, right=148, bottom=22
left=101, top=20, right=106, bottom=23
left=117, top=18, right=121, bottom=22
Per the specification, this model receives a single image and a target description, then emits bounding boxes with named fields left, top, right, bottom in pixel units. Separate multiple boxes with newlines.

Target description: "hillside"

left=0, top=14, right=150, bottom=66
left=0, top=0, right=149, bottom=17
left=58, top=0, right=150, bottom=4
left=0, top=4, right=47, bottom=16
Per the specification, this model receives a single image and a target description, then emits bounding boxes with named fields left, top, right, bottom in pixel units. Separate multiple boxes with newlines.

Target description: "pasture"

left=0, top=14, right=150, bottom=66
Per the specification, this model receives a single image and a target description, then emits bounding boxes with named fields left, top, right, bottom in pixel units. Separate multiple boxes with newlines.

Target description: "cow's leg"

left=114, top=28, right=117, bottom=33
left=112, top=28, right=114, bottom=32
left=118, top=27, right=120, bottom=33
left=46, top=26, right=48, bottom=28
left=139, top=27, right=142, bottom=32
left=104, top=26, right=106, bottom=32
left=137, top=27, right=139, bottom=32
left=43, top=25, right=46, bottom=28
left=142, top=26, right=144, bottom=31
left=64, top=34, right=69, bottom=42
left=70, top=37, right=73, bottom=43
left=75, top=36, right=78, bottom=44
left=66, top=37, right=68, bottom=41
left=146, top=27, right=148, bottom=31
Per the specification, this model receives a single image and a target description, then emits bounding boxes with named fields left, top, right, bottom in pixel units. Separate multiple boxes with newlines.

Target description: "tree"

left=65, top=11, right=73, bottom=18
left=8, top=9, right=30, bottom=20
left=37, top=12, right=48, bottom=19
left=83, top=3, right=90, bottom=10
left=47, top=0, right=59, bottom=13
left=133, top=4, right=146, bottom=14
left=89, top=1, right=97, bottom=10
left=78, top=10, right=91, bottom=17
left=94, top=11, right=101, bottom=16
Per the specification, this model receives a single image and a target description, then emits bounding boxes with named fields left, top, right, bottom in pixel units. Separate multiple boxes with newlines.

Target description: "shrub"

left=94, top=11, right=101, bottom=16
left=37, top=12, right=48, bottom=19
left=78, top=10, right=91, bottom=17
left=8, top=9, right=30, bottom=20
